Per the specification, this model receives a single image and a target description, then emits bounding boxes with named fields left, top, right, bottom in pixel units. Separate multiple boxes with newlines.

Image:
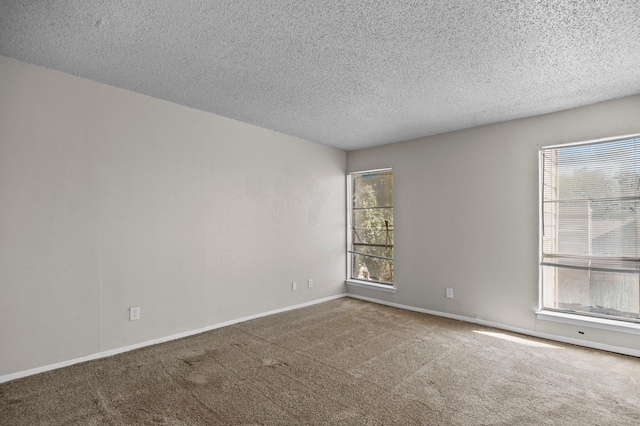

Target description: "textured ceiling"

left=1, top=1, right=639, bottom=151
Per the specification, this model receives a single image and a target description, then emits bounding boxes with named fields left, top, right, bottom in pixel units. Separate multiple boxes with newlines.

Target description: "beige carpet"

left=1, top=297, right=639, bottom=425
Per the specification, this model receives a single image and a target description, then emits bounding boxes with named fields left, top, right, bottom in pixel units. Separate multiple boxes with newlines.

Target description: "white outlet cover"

left=308, top=279, right=313, bottom=288
left=129, top=306, right=140, bottom=321
left=446, top=288, right=454, bottom=299
left=292, top=282, right=297, bottom=291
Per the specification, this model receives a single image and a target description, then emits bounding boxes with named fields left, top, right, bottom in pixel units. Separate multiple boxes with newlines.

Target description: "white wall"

left=0, top=55, right=346, bottom=378
left=347, top=94, right=640, bottom=353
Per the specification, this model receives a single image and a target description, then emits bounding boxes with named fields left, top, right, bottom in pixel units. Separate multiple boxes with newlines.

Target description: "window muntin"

left=540, top=135, right=640, bottom=323
left=348, top=169, right=394, bottom=285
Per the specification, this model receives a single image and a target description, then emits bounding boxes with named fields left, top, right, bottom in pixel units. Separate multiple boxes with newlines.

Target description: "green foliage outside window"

left=351, top=171, right=394, bottom=284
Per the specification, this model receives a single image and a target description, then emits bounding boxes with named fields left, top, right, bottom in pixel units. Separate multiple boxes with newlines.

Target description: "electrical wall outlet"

left=446, top=288, right=454, bottom=299
left=129, top=306, right=140, bottom=321
left=308, top=279, right=313, bottom=288
left=292, top=282, right=297, bottom=291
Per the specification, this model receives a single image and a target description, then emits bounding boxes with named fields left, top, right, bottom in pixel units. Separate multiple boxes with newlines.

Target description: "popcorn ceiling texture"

left=1, top=1, right=639, bottom=151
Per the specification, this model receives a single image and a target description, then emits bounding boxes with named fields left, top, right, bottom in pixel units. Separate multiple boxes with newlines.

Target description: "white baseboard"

left=347, top=294, right=640, bottom=358
left=0, top=293, right=346, bottom=384
left=5, top=291, right=636, bottom=384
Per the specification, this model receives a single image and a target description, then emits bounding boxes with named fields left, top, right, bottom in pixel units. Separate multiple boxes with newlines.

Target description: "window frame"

left=537, top=133, right=640, bottom=334
left=346, top=168, right=396, bottom=290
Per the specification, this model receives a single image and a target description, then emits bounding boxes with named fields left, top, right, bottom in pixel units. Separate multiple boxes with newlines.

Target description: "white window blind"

left=541, top=136, right=640, bottom=273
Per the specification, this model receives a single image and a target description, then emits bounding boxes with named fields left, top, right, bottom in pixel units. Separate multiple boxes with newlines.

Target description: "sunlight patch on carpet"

left=473, top=331, right=561, bottom=348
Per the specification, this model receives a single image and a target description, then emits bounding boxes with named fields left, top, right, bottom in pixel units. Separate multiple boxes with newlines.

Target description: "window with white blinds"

left=540, top=135, right=640, bottom=322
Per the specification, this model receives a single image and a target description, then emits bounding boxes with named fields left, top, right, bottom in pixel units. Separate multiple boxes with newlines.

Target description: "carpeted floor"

left=1, top=297, right=639, bottom=425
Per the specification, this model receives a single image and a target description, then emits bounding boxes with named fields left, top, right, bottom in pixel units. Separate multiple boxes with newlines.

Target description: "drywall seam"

left=347, top=294, right=640, bottom=358
left=0, top=293, right=346, bottom=384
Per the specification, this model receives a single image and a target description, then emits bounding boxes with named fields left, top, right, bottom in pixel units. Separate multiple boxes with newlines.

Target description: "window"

left=540, top=135, right=640, bottom=324
left=347, top=169, right=394, bottom=285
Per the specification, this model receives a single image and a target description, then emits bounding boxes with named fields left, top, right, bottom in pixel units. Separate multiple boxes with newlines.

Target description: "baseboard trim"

left=0, top=293, right=347, bottom=384
left=347, top=294, right=640, bottom=358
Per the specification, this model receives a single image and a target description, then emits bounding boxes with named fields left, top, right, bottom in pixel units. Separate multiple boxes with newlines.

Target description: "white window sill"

left=536, top=310, right=640, bottom=336
left=346, top=279, right=397, bottom=293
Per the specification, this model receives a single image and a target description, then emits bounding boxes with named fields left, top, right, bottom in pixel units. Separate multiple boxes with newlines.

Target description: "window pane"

left=353, top=171, right=393, bottom=209
left=351, top=253, right=393, bottom=284
left=544, top=199, right=639, bottom=259
left=352, top=208, right=393, bottom=246
left=352, top=208, right=393, bottom=227
left=541, top=137, right=640, bottom=271
left=542, top=265, right=640, bottom=321
left=352, top=244, right=393, bottom=260
left=556, top=200, right=590, bottom=256
left=591, top=199, right=639, bottom=258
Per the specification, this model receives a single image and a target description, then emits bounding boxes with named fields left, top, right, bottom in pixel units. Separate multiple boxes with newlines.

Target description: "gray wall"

left=2, top=52, right=638, bottom=379
left=347, top=94, right=640, bottom=352
left=0, top=56, right=347, bottom=377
